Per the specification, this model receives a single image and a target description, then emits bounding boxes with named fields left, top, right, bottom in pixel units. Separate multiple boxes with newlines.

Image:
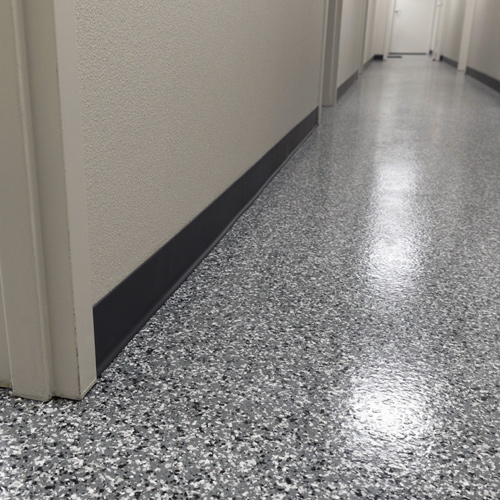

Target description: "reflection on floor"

left=1, top=57, right=500, bottom=499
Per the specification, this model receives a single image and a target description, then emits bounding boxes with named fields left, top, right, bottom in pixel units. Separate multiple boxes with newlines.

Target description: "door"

left=390, top=0, right=436, bottom=54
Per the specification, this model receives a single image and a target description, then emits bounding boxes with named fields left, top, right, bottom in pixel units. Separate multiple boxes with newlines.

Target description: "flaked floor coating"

left=1, top=57, right=500, bottom=499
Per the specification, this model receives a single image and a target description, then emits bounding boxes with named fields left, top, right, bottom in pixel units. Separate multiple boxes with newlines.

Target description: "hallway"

left=1, top=57, right=500, bottom=498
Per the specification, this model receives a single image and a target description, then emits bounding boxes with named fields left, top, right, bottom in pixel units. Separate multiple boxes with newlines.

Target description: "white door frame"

left=430, top=1, right=442, bottom=55
left=358, top=0, right=370, bottom=75
left=0, top=0, right=96, bottom=401
left=322, top=0, right=343, bottom=106
left=458, top=0, right=476, bottom=71
left=432, top=0, right=448, bottom=61
left=0, top=268, right=10, bottom=388
left=0, top=0, right=54, bottom=400
left=383, top=0, right=397, bottom=59
left=318, top=0, right=330, bottom=120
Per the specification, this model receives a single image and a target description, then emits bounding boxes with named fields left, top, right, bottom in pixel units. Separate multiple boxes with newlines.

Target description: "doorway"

left=389, top=0, right=436, bottom=54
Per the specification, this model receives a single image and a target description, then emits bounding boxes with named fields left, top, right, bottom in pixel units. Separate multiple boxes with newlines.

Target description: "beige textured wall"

left=468, top=0, right=500, bottom=80
left=74, top=0, right=326, bottom=304
left=441, top=0, right=466, bottom=62
left=337, top=0, right=365, bottom=86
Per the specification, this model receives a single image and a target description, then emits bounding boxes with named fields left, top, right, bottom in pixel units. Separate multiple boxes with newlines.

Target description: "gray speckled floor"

left=1, top=57, right=500, bottom=499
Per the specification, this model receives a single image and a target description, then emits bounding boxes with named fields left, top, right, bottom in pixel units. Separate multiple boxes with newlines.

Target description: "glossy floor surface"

left=1, top=58, right=500, bottom=499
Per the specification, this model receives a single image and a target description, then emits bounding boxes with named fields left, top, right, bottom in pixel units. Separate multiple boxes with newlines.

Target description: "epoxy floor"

left=1, top=57, right=500, bottom=499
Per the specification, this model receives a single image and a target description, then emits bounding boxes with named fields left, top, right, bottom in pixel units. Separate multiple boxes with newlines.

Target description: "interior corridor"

left=1, top=57, right=499, bottom=499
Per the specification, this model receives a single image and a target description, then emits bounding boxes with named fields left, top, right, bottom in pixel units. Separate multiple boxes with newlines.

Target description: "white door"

left=390, top=0, right=436, bottom=54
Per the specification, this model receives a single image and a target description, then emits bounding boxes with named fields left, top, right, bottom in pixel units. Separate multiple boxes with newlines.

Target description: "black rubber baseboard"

left=466, top=66, right=500, bottom=93
left=390, top=52, right=427, bottom=56
left=364, top=54, right=386, bottom=69
left=337, top=71, right=358, bottom=101
left=440, top=55, right=458, bottom=68
left=93, top=107, right=319, bottom=374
